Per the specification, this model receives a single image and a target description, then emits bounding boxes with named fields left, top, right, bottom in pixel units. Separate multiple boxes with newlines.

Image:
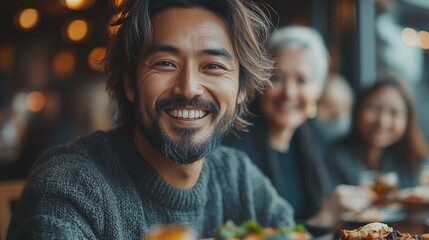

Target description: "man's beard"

left=134, top=94, right=235, bottom=164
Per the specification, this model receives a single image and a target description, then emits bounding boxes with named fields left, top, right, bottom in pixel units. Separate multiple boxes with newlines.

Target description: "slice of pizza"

left=340, top=222, right=392, bottom=240
left=340, top=222, right=424, bottom=240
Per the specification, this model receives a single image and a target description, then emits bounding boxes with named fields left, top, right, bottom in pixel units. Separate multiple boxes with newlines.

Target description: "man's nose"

left=172, top=65, right=204, bottom=99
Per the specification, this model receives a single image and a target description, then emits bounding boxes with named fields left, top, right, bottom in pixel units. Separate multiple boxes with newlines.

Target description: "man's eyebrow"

left=144, top=44, right=180, bottom=57
left=144, top=45, right=234, bottom=60
left=200, top=48, right=233, bottom=60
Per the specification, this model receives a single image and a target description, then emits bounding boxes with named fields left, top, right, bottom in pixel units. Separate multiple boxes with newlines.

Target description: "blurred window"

left=371, top=0, right=429, bottom=142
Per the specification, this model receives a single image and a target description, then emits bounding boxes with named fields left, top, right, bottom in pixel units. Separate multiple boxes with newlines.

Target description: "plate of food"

left=398, top=187, right=429, bottom=207
left=341, top=207, right=405, bottom=226
left=215, top=220, right=312, bottom=240
left=340, top=222, right=429, bottom=240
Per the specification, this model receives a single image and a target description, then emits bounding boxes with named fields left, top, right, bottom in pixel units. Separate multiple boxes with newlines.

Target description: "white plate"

left=398, top=187, right=429, bottom=204
left=341, top=207, right=405, bottom=225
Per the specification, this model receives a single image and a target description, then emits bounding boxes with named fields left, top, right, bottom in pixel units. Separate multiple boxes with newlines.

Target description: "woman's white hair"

left=267, top=26, right=329, bottom=94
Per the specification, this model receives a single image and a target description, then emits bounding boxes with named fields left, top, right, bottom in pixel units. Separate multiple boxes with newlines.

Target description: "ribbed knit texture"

left=7, top=126, right=294, bottom=240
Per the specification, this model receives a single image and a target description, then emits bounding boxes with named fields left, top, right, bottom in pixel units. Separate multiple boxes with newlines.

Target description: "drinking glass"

left=419, top=165, right=429, bottom=187
left=145, top=226, right=197, bottom=240
left=359, top=170, right=399, bottom=204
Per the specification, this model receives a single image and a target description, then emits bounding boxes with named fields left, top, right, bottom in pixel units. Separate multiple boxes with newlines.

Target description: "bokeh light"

left=26, top=91, right=46, bottom=113
left=65, top=0, right=85, bottom=9
left=66, top=19, right=88, bottom=42
left=12, top=92, right=30, bottom=121
left=0, top=44, right=14, bottom=73
left=64, top=0, right=85, bottom=10
left=53, top=50, right=76, bottom=78
left=88, top=47, right=106, bottom=71
left=17, top=8, right=39, bottom=30
left=114, top=0, right=124, bottom=7
left=418, top=31, right=429, bottom=50
left=61, top=0, right=95, bottom=10
left=402, top=27, right=418, bottom=47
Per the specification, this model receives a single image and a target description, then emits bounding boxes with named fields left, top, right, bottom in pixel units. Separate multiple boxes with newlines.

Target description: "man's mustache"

left=155, top=97, right=220, bottom=118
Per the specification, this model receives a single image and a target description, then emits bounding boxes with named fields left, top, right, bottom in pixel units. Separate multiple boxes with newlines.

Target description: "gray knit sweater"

left=7, top=126, right=294, bottom=240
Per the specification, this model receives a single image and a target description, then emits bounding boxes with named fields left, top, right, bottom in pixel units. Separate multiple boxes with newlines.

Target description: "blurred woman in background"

left=326, top=75, right=429, bottom=189
left=223, top=26, right=376, bottom=228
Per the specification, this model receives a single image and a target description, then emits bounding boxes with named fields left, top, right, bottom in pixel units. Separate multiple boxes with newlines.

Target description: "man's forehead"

left=146, top=7, right=236, bottom=57
left=151, top=8, right=227, bottom=30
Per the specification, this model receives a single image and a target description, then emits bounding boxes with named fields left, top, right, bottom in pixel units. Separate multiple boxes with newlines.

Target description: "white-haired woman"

left=224, top=26, right=376, bottom=228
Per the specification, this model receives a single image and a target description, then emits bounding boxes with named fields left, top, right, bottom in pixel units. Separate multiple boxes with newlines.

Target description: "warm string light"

left=0, top=45, right=14, bottom=73
left=402, top=27, right=418, bottom=46
left=114, top=0, right=124, bottom=7
left=66, top=19, right=88, bottom=42
left=17, top=8, right=39, bottom=30
left=418, top=31, right=429, bottom=50
left=61, top=0, right=95, bottom=10
left=64, top=0, right=85, bottom=10
left=26, top=91, right=46, bottom=113
left=402, top=27, right=429, bottom=50
left=53, top=50, right=76, bottom=78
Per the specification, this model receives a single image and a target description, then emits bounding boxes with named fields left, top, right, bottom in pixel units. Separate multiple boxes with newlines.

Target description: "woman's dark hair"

left=349, top=74, right=428, bottom=171
left=104, top=0, right=273, bottom=132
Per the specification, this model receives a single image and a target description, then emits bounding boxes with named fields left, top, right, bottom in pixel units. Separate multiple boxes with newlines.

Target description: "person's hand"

left=307, top=184, right=378, bottom=228
left=326, top=184, right=378, bottom=213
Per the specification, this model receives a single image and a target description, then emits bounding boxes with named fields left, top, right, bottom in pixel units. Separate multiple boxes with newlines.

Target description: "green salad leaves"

left=215, top=220, right=310, bottom=240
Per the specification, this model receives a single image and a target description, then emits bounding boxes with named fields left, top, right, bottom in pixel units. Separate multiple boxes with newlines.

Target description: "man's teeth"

left=169, top=109, right=207, bottom=119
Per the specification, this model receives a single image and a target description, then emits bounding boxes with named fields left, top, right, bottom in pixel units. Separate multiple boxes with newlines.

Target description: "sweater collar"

left=111, top=126, right=210, bottom=210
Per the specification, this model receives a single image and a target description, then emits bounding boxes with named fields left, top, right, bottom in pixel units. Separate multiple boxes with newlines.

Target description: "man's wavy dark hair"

left=104, top=0, right=273, bottom=132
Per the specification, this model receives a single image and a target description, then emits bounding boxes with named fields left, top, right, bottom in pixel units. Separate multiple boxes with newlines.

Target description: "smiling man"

left=7, top=0, right=294, bottom=239
left=128, top=7, right=242, bottom=179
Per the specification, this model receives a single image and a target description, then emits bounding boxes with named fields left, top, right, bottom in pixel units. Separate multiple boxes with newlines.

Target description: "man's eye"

left=154, top=61, right=175, bottom=67
left=204, top=64, right=225, bottom=70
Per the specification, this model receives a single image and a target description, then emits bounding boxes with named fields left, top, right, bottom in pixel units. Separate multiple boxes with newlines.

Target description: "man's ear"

left=237, top=90, right=246, bottom=105
left=124, top=75, right=135, bottom=103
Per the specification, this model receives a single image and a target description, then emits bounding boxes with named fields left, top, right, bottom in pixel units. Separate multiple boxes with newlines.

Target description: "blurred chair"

left=0, top=179, right=26, bottom=240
